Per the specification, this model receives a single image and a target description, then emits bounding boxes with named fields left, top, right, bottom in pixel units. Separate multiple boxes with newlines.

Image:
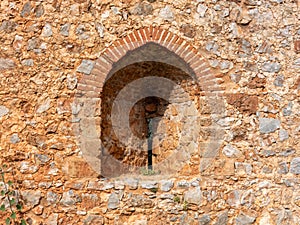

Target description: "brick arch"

left=76, top=26, right=223, bottom=98
left=74, top=26, right=226, bottom=176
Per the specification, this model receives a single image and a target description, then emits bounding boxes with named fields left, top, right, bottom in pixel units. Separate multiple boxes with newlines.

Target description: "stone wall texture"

left=0, top=0, right=300, bottom=224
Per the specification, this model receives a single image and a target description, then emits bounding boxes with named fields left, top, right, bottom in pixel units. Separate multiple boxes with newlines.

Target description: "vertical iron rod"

left=147, top=118, right=153, bottom=170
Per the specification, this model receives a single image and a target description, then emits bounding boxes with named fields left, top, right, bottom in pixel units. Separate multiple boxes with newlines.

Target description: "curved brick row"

left=77, top=26, right=222, bottom=96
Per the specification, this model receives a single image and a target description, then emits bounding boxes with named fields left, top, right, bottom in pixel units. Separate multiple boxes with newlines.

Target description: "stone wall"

left=0, top=0, right=299, bottom=224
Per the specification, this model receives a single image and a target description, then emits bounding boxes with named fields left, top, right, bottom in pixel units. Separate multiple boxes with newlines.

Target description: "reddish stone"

left=247, top=76, right=266, bottom=89
left=62, top=156, right=99, bottom=178
left=226, top=93, right=258, bottom=115
left=81, top=193, right=100, bottom=210
left=294, top=40, right=300, bottom=53
left=180, top=24, right=196, bottom=38
left=26, top=134, right=47, bottom=149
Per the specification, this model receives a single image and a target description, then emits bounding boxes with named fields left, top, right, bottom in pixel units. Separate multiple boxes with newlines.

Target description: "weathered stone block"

left=261, top=62, right=281, bottom=73
left=0, top=58, right=15, bottom=70
left=259, top=118, right=280, bottom=134
left=226, top=94, right=258, bottom=115
left=108, top=192, right=119, bottom=209
left=290, top=157, right=300, bottom=174
left=60, top=190, right=81, bottom=207
left=77, top=60, right=95, bottom=75
left=159, top=180, right=174, bottom=192
left=184, top=187, right=202, bottom=205
left=62, top=156, right=99, bottom=178
left=21, top=190, right=41, bottom=208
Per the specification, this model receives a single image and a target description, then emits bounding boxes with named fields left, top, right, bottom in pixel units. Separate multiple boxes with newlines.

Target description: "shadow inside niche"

left=100, top=61, right=196, bottom=177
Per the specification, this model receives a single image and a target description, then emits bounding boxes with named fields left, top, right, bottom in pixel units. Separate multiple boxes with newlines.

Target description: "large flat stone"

left=184, top=187, right=202, bottom=205
left=259, top=118, right=280, bottom=134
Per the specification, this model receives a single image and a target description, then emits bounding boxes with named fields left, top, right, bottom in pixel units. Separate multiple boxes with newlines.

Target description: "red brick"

left=185, top=52, right=197, bottom=64
left=109, top=44, right=126, bottom=58
left=190, top=61, right=207, bottom=73
left=163, top=32, right=173, bottom=46
left=197, top=68, right=212, bottom=77
left=93, top=62, right=105, bottom=72
left=85, top=78, right=103, bottom=89
left=117, top=38, right=126, bottom=47
left=152, top=28, right=159, bottom=40
left=148, top=26, right=154, bottom=39
left=180, top=45, right=196, bottom=60
left=80, top=74, right=95, bottom=83
left=175, top=42, right=189, bottom=56
left=92, top=63, right=110, bottom=78
left=125, top=35, right=134, bottom=49
left=204, top=85, right=224, bottom=93
left=118, top=38, right=130, bottom=52
left=201, top=80, right=217, bottom=87
left=98, top=60, right=112, bottom=73
left=129, top=32, right=137, bottom=43
left=108, top=46, right=122, bottom=59
left=127, top=32, right=139, bottom=49
left=94, top=73, right=106, bottom=83
left=77, top=83, right=95, bottom=92
left=203, top=91, right=224, bottom=97
left=125, top=35, right=135, bottom=50
left=144, top=27, right=152, bottom=40
left=138, top=29, right=147, bottom=42
left=84, top=91, right=100, bottom=98
left=153, top=28, right=163, bottom=41
left=94, top=86, right=103, bottom=93
left=198, top=74, right=217, bottom=83
left=196, top=73, right=210, bottom=82
left=182, top=45, right=193, bottom=56
left=96, top=57, right=110, bottom=69
left=165, top=34, right=178, bottom=49
left=102, top=53, right=115, bottom=65
left=189, top=56, right=204, bottom=68
left=174, top=36, right=183, bottom=45
left=104, top=50, right=118, bottom=62
left=158, top=30, right=168, bottom=43
left=170, top=36, right=184, bottom=52
left=133, top=30, right=142, bottom=42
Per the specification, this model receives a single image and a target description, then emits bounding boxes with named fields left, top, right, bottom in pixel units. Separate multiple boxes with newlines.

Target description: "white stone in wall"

left=197, top=4, right=207, bottom=18
left=36, top=97, right=51, bottom=114
left=0, top=105, right=9, bottom=117
left=41, top=23, right=53, bottom=37
left=159, top=6, right=174, bottom=22
left=279, top=129, right=289, bottom=141
left=77, top=60, right=95, bottom=75
left=222, top=144, right=241, bottom=158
